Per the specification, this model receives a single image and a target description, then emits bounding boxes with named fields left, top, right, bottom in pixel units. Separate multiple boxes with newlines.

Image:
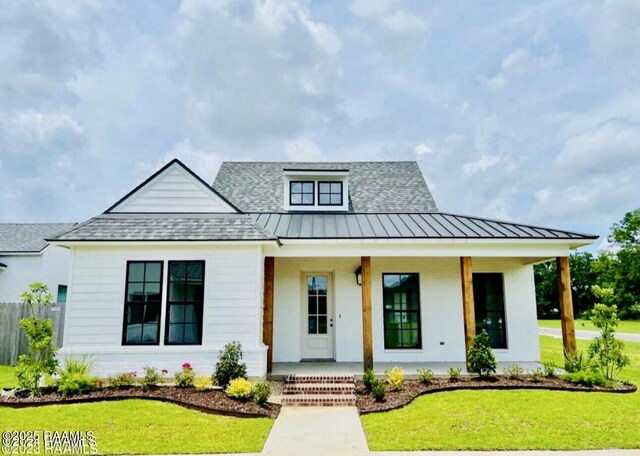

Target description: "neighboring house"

left=0, top=223, right=75, bottom=304
left=50, top=159, right=596, bottom=376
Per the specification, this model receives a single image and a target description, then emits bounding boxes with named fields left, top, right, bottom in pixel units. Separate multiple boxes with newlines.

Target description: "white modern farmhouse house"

left=50, top=159, right=596, bottom=377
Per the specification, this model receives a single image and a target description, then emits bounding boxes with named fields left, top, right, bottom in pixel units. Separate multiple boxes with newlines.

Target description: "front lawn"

left=539, top=318, right=640, bottom=334
left=361, top=336, right=640, bottom=450
left=0, top=365, right=17, bottom=389
left=0, top=399, right=272, bottom=454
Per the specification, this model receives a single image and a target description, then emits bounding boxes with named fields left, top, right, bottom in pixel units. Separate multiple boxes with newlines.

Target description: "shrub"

left=530, top=368, right=545, bottom=383
left=588, top=301, right=630, bottom=380
left=107, top=372, right=136, bottom=388
left=175, top=363, right=195, bottom=388
left=363, top=368, right=376, bottom=391
left=561, top=371, right=609, bottom=387
left=564, top=349, right=590, bottom=373
left=449, top=367, right=462, bottom=382
left=467, top=330, right=497, bottom=378
left=416, top=369, right=434, bottom=385
left=141, top=367, right=165, bottom=389
left=225, top=378, right=252, bottom=400
left=542, top=362, right=556, bottom=377
left=15, top=283, right=58, bottom=395
left=503, top=364, right=524, bottom=380
left=252, top=382, right=271, bottom=405
left=385, top=366, right=404, bottom=391
left=56, top=358, right=98, bottom=398
left=213, top=341, right=247, bottom=388
left=371, top=379, right=386, bottom=402
left=194, top=376, right=212, bottom=391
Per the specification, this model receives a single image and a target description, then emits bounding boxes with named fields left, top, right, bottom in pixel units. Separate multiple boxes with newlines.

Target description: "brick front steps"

left=282, top=374, right=356, bottom=406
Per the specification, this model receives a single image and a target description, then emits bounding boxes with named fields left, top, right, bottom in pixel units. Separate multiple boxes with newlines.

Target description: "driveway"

left=539, top=327, right=640, bottom=342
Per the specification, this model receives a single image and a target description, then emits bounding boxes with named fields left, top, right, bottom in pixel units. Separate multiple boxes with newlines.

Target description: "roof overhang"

left=49, top=239, right=280, bottom=248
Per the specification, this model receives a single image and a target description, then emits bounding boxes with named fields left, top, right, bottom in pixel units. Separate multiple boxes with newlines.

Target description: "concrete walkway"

left=539, top=327, right=640, bottom=342
left=262, top=406, right=369, bottom=455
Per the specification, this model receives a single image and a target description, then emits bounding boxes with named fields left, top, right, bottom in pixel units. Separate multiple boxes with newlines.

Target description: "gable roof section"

left=250, top=212, right=597, bottom=241
left=50, top=214, right=275, bottom=242
left=212, top=161, right=438, bottom=213
left=0, top=223, right=76, bottom=253
left=107, top=159, right=240, bottom=214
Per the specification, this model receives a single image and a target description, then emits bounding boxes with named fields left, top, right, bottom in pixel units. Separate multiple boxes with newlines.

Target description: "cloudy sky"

left=1, top=0, right=639, bottom=249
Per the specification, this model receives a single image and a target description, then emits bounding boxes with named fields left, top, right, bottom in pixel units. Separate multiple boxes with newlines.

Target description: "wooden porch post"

left=263, top=257, right=275, bottom=373
left=460, top=257, right=475, bottom=366
left=361, top=256, right=373, bottom=371
left=556, top=256, right=577, bottom=356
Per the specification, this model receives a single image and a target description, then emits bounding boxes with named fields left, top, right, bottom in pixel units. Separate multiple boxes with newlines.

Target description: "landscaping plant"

left=370, top=379, right=386, bottom=402
left=416, top=368, right=434, bottom=385
left=561, top=370, right=609, bottom=387
left=107, top=372, right=136, bottom=388
left=363, top=368, right=376, bottom=391
left=251, top=382, right=271, bottom=405
left=468, top=330, right=497, bottom=378
left=225, top=378, right=252, bottom=400
left=385, top=366, right=404, bottom=391
left=194, top=376, right=212, bottom=391
left=563, top=349, right=590, bottom=373
left=530, top=367, right=545, bottom=383
left=15, top=283, right=58, bottom=395
left=503, top=364, right=524, bottom=380
left=175, top=363, right=195, bottom=388
left=448, top=367, right=462, bottom=382
left=542, top=362, right=556, bottom=377
left=213, top=341, right=247, bottom=387
left=56, top=357, right=99, bottom=398
left=141, top=367, right=165, bottom=389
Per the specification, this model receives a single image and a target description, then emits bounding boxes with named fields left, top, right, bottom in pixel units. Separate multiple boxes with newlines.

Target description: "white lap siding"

left=60, top=244, right=266, bottom=377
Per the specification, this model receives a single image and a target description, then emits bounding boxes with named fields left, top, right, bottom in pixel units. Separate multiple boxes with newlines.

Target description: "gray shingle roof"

left=212, top=161, right=438, bottom=213
left=0, top=223, right=76, bottom=253
left=250, top=213, right=597, bottom=240
left=50, top=214, right=275, bottom=242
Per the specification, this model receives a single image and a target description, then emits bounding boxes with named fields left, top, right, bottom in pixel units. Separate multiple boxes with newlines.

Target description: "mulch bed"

left=0, top=386, right=280, bottom=419
left=356, top=377, right=637, bottom=414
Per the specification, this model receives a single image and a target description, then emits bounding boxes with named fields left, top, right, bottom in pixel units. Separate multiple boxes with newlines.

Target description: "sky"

left=1, top=0, right=639, bottom=250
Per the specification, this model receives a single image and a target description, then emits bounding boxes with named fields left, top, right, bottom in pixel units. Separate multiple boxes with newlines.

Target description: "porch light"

left=355, top=266, right=362, bottom=286
left=0, top=262, right=6, bottom=272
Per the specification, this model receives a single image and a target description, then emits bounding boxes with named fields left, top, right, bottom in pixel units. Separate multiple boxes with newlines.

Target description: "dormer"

left=283, top=169, right=349, bottom=212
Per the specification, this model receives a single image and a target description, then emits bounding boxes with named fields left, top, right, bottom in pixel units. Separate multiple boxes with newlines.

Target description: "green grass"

left=361, top=336, right=640, bottom=450
left=539, top=319, right=640, bottom=334
left=0, top=399, right=272, bottom=454
left=0, top=365, right=17, bottom=389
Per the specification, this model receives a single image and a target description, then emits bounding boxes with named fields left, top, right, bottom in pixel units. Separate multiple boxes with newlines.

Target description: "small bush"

left=213, top=341, right=247, bottom=388
left=56, top=358, right=98, bottom=398
left=194, top=376, right=212, bottom=391
left=503, top=364, right=524, bottom=380
left=370, top=379, right=386, bottom=402
left=530, top=367, right=545, bottom=383
left=588, top=301, right=630, bottom=380
left=449, top=367, right=462, bottom=382
left=252, top=382, right=271, bottom=405
left=141, top=366, right=165, bottom=389
left=225, top=377, right=252, bottom=400
left=416, top=369, right=434, bottom=385
left=468, top=330, right=497, bottom=378
left=174, top=363, right=195, bottom=388
left=107, top=372, right=136, bottom=388
left=385, top=366, right=404, bottom=391
left=564, top=350, right=590, bottom=373
left=561, top=371, right=609, bottom=387
left=363, top=368, right=376, bottom=391
left=542, top=362, right=556, bottom=377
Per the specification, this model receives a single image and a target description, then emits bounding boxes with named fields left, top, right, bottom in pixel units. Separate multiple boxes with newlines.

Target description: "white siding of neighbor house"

left=0, top=245, right=70, bottom=303
left=60, top=244, right=266, bottom=377
left=110, top=164, right=236, bottom=213
left=272, top=256, right=539, bottom=365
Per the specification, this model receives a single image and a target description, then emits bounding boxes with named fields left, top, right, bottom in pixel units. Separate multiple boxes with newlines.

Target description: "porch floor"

left=269, top=361, right=544, bottom=379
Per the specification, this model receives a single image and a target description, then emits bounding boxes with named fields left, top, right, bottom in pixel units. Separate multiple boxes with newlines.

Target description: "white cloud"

left=414, top=143, right=433, bottom=157
left=9, top=111, right=83, bottom=145
left=462, top=154, right=501, bottom=176
left=584, top=0, right=640, bottom=57
left=284, top=138, right=325, bottom=161
left=481, top=46, right=561, bottom=91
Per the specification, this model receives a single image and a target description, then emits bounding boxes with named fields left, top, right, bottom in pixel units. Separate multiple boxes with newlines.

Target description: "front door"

left=302, top=274, right=334, bottom=360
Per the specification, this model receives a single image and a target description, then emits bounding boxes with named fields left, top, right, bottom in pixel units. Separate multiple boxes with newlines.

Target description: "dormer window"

left=290, top=181, right=315, bottom=206
left=318, top=182, right=342, bottom=206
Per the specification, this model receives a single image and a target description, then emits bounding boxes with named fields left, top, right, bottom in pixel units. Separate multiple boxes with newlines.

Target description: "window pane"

left=473, top=273, right=507, bottom=349
left=291, top=182, right=302, bottom=193
left=142, top=323, right=158, bottom=343
left=184, top=304, right=197, bottom=323
left=318, top=316, right=327, bottom=334
left=318, top=182, right=329, bottom=193
left=186, top=283, right=203, bottom=302
left=308, top=297, right=317, bottom=315
left=145, top=282, right=161, bottom=302
left=308, top=277, right=315, bottom=294
left=308, top=316, right=317, bottom=334
left=169, top=262, right=186, bottom=282
left=316, top=277, right=327, bottom=295
left=302, top=182, right=314, bottom=193
left=187, top=263, right=203, bottom=281
left=168, top=324, right=184, bottom=344
left=145, top=263, right=161, bottom=282
left=184, top=324, right=198, bottom=344
left=128, top=263, right=144, bottom=282
left=127, top=304, right=144, bottom=324
left=383, top=274, right=400, bottom=289
left=127, top=283, right=144, bottom=302
left=331, top=182, right=341, bottom=193
left=302, top=193, right=313, bottom=204
left=383, top=273, right=421, bottom=349
left=57, top=285, right=67, bottom=303
left=126, top=325, right=141, bottom=344
left=169, top=282, right=185, bottom=302
left=319, top=194, right=330, bottom=205
left=318, top=296, right=327, bottom=315
left=170, top=304, right=185, bottom=324
left=330, top=194, right=342, bottom=205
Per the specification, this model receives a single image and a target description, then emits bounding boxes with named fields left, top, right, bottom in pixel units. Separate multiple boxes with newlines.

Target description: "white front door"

left=302, top=274, right=334, bottom=360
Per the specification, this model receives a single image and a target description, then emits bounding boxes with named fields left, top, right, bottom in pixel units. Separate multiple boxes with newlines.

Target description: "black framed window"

left=123, top=261, right=162, bottom=345
left=318, top=182, right=343, bottom=206
left=382, top=273, right=421, bottom=349
left=473, top=273, right=507, bottom=349
left=56, top=285, right=67, bottom=303
left=290, top=181, right=314, bottom=206
left=166, top=261, right=204, bottom=345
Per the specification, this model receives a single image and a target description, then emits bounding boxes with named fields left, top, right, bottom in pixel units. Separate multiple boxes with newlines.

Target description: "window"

left=290, top=181, right=314, bottom=206
left=307, top=276, right=328, bottom=334
left=318, top=182, right=343, bottom=206
left=382, top=273, right=421, bottom=349
left=473, top=273, right=507, bottom=349
left=56, top=285, right=67, bottom=304
left=166, top=261, right=204, bottom=345
left=123, top=262, right=162, bottom=345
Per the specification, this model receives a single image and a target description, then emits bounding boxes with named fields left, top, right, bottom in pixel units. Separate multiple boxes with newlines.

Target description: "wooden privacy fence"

left=0, top=303, right=65, bottom=365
